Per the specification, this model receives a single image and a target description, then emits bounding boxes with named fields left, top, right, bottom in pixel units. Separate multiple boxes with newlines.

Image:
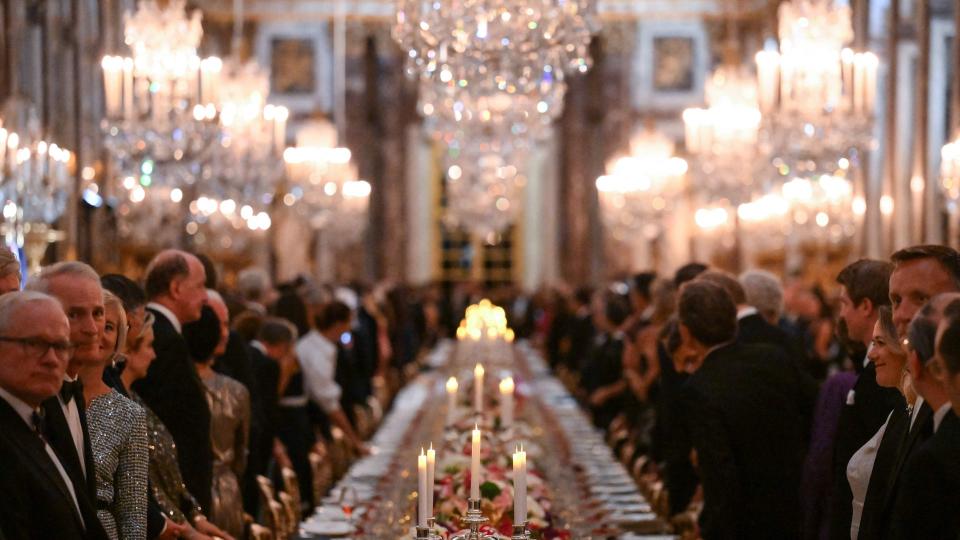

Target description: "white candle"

left=863, top=53, right=878, bottom=114
left=101, top=56, right=123, bottom=118
left=122, top=57, right=134, bottom=120
left=418, top=449, right=428, bottom=527
left=474, top=363, right=484, bottom=412
left=446, top=376, right=459, bottom=426
left=499, top=376, right=514, bottom=429
left=471, top=425, right=481, bottom=500
left=426, top=444, right=436, bottom=516
left=514, top=445, right=527, bottom=524
left=274, top=106, right=289, bottom=156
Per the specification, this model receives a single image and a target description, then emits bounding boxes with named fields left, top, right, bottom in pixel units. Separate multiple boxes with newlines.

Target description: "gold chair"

left=278, top=491, right=299, bottom=535
left=281, top=467, right=303, bottom=523
left=267, top=499, right=288, bottom=540
left=309, top=449, right=334, bottom=503
left=249, top=523, right=274, bottom=540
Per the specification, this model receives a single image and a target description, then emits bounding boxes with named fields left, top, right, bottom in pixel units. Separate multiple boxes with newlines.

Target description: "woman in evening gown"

left=184, top=303, right=251, bottom=539
left=80, top=291, right=148, bottom=540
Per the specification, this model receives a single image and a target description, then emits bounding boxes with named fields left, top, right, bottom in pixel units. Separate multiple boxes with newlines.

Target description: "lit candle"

left=122, top=57, right=134, bottom=120
left=445, top=376, right=459, bottom=426
left=426, top=444, right=436, bottom=516
left=863, top=53, right=878, bottom=114
left=101, top=56, right=123, bottom=118
left=474, top=363, right=484, bottom=412
left=273, top=106, right=289, bottom=156
left=514, top=445, right=527, bottom=524
left=418, top=448, right=428, bottom=528
left=471, top=424, right=481, bottom=500
left=499, top=376, right=514, bottom=429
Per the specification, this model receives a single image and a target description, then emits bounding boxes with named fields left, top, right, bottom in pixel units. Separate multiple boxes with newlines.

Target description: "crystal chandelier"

left=754, top=0, right=877, bottom=176
left=101, top=0, right=223, bottom=193
left=282, top=120, right=371, bottom=247
left=0, top=99, right=73, bottom=273
left=394, top=0, right=596, bottom=235
left=683, top=65, right=762, bottom=204
left=595, top=128, right=688, bottom=242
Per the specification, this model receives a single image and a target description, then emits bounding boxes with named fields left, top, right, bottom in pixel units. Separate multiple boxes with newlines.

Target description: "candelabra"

left=448, top=499, right=499, bottom=540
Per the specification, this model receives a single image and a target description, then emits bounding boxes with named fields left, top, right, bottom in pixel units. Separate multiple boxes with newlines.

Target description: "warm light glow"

left=499, top=377, right=514, bottom=395
left=446, top=377, right=458, bottom=394
left=474, top=363, right=485, bottom=379
left=880, top=195, right=894, bottom=216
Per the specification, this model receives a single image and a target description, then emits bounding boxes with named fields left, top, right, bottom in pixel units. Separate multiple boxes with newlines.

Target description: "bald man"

left=132, top=250, right=213, bottom=512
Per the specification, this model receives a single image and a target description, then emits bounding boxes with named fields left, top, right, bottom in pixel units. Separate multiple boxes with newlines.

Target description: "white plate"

left=300, top=520, right=355, bottom=536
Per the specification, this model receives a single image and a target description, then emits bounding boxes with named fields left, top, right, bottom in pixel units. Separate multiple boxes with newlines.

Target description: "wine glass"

left=339, top=486, right=358, bottom=524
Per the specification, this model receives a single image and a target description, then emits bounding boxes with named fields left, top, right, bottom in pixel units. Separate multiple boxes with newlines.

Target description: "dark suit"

left=888, top=411, right=960, bottom=539
left=245, top=344, right=279, bottom=513
left=0, top=397, right=108, bottom=540
left=132, top=308, right=213, bottom=511
left=738, top=312, right=809, bottom=369
left=40, top=392, right=97, bottom=505
left=681, top=342, right=815, bottom=539
left=856, top=400, right=934, bottom=540
left=827, top=361, right=905, bottom=540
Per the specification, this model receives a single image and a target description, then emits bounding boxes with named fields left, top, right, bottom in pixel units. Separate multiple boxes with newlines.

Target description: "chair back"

left=281, top=467, right=303, bottom=522
left=279, top=491, right=299, bottom=535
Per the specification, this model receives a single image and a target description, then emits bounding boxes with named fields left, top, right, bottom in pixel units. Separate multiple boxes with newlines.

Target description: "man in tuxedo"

left=886, top=308, right=960, bottom=538
left=132, top=250, right=213, bottom=511
left=677, top=280, right=814, bottom=539
left=24, top=263, right=106, bottom=514
left=0, top=291, right=108, bottom=540
left=857, top=246, right=960, bottom=539
left=825, top=259, right=902, bottom=539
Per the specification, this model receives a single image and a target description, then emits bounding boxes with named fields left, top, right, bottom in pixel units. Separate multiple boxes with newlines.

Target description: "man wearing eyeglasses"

left=0, top=290, right=108, bottom=539
left=25, top=262, right=106, bottom=526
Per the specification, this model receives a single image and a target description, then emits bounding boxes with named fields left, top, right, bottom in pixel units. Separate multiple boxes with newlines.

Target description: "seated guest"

left=80, top=290, right=149, bottom=540
left=676, top=280, right=814, bottom=539
left=0, top=291, right=109, bottom=540
left=297, top=300, right=366, bottom=452
left=119, top=311, right=230, bottom=540
left=844, top=308, right=911, bottom=539
left=184, top=297, right=250, bottom=539
left=887, top=297, right=960, bottom=539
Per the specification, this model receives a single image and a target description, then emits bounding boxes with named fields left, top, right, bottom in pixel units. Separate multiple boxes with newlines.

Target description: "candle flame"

left=446, top=376, right=458, bottom=393
left=499, top=376, right=515, bottom=394
left=474, top=363, right=484, bottom=377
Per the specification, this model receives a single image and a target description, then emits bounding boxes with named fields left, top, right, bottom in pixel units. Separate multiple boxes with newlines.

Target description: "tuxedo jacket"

left=827, top=362, right=905, bottom=540
left=682, top=341, right=815, bottom=539
left=132, top=308, right=213, bottom=512
left=0, top=398, right=108, bottom=540
left=887, top=411, right=960, bottom=540
left=40, top=393, right=97, bottom=506
left=738, top=313, right=809, bottom=369
left=856, top=400, right=934, bottom=540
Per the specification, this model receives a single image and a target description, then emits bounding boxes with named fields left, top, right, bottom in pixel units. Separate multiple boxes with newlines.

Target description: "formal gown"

left=846, top=412, right=892, bottom=540
left=87, top=390, right=149, bottom=540
left=203, top=373, right=250, bottom=538
left=130, top=392, right=203, bottom=524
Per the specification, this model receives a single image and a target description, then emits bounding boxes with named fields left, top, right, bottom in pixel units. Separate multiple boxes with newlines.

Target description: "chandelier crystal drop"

left=595, top=128, right=687, bottom=242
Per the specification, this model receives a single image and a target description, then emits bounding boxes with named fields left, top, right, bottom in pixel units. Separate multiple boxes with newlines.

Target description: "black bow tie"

left=59, top=379, right=83, bottom=405
left=31, top=409, right=49, bottom=441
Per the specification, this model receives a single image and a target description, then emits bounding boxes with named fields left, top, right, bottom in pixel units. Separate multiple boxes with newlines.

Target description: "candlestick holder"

left=511, top=522, right=530, bottom=540
left=413, top=518, right=443, bottom=540
left=450, top=499, right=498, bottom=540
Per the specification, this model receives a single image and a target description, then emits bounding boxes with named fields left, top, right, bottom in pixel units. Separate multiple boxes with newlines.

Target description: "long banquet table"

left=296, top=340, right=676, bottom=540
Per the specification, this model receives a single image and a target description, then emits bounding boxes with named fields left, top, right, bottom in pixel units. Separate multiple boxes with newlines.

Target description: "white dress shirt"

left=0, top=386, right=84, bottom=526
left=933, top=402, right=953, bottom=432
left=147, top=302, right=181, bottom=334
left=847, top=411, right=893, bottom=540
left=736, top=306, right=759, bottom=320
left=910, top=396, right=925, bottom=429
left=296, top=330, right=343, bottom=414
left=59, top=375, right=86, bottom=478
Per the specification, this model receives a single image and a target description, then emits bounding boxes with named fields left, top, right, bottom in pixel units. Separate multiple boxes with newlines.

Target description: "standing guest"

left=581, top=290, right=630, bottom=430
left=676, top=280, right=813, bottom=539
left=120, top=313, right=231, bottom=540
left=844, top=308, right=910, bottom=540
left=81, top=291, right=148, bottom=540
left=237, top=267, right=274, bottom=315
left=887, top=307, right=960, bottom=538
left=99, top=275, right=147, bottom=399
left=886, top=295, right=960, bottom=539
left=823, top=259, right=901, bottom=540
left=27, top=263, right=110, bottom=523
left=133, top=250, right=213, bottom=512
left=857, top=246, right=960, bottom=538
left=297, top=300, right=367, bottom=452
left=0, top=291, right=109, bottom=540
left=183, top=302, right=249, bottom=539
left=0, top=245, right=21, bottom=295
left=739, top=269, right=786, bottom=326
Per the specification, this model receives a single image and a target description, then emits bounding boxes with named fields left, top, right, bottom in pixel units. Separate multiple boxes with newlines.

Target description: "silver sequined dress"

left=202, top=372, right=250, bottom=539
left=87, top=389, right=149, bottom=540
